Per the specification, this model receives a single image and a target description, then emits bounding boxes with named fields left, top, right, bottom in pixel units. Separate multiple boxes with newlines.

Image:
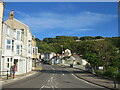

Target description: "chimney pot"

left=9, top=10, right=14, bottom=19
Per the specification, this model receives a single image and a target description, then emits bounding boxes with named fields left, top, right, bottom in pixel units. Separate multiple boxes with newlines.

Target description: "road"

left=2, top=64, right=108, bottom=90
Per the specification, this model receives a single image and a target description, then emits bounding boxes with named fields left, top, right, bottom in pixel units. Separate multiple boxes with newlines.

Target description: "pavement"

left=1, top=63, right=42, bottom=86
left=60, top=64, right=120, bottom=90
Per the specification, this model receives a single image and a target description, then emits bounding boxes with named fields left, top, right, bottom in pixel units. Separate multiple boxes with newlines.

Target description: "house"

left=36, top=53, right=40, bottom=61
left=0, top=1, right=4, bottom=75
left=63, top=54, right=88, bottom=66
left=44, top=52, right=56, bottom=61
left=32, top=36, right=38, bottom=68
left=1, top=23, right=15, bottom=75
left=40, top=54, right=44, bottom=60
left=3, top=10, right=33, bottom=75
left=64, top=49, right=72, bottom=56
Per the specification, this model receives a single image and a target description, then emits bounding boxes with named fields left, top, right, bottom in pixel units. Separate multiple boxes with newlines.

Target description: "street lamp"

left=113, top=74, right=116, bottom=89
left=61, top=45, right=63, bottom=57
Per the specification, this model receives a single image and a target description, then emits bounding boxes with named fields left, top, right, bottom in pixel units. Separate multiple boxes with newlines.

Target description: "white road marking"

left=51, top=77, right=53, bottom=82
left=48, top=77, right=54, bottom=82
left=54, top=85, right=57, bottom=88
left=62, top=74, right=65, bottom=76
left=48, top=79, right=50, bottom=82
left=71, top=74, right=104, bottom=88
left=52, top=86, right=54, bottom=88
left=44, top=85, right=51, bottom=88
left=41, top=85, right=45, bottom=88
left=52, top=85, right=54, bottom=90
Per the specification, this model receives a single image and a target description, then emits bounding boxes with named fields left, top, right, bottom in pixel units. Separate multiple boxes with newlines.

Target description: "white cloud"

left=12, top=10, right=117, bottom=33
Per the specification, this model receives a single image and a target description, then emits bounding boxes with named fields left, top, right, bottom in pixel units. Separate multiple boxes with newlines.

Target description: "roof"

left=4, top=18, right=29, bottom=30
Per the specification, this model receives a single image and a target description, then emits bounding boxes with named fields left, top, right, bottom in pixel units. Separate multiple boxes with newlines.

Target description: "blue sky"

left=4, top=2, right=118, bottom=40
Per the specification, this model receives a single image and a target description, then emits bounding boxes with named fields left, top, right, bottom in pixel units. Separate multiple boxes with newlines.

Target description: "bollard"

left=7, top=70, right=8, bottom=79
left=114, top=74, right=116, bottom=89
left=13, top=73, right=14, bottom=79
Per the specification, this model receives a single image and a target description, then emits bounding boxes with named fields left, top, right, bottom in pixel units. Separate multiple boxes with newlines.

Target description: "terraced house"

left=32, top=35, right=40, bottom=69
left=1, top=10, right=37, bottom=75
left=1, top=23, right=15, bottom=75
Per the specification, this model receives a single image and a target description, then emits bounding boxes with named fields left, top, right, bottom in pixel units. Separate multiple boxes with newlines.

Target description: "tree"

left=80, top=36, right=95, bottom=41
left=95, top=36, right=104, bottom=39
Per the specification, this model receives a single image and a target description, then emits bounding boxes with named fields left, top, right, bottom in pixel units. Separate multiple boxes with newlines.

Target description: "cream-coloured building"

left=1, top=23, right=16, bottom=75
left=32, top=35, right=37, bottom=69
left=3, top=10, right=33, bottom=75
left=0, top=1, right=4, bottom=75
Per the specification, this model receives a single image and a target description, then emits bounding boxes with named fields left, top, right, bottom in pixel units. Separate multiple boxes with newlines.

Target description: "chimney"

left=9, top=10, right=14, bottom=19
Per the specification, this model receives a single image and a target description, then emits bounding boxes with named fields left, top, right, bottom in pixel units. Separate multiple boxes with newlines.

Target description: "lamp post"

left=61, top=45, right=63, bottom=64
left=113, top=74, right=116, bottom=89
left=61, top=45, right=63, bottom=58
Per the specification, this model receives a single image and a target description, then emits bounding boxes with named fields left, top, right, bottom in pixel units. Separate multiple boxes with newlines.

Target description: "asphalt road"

left=2, top=64, right=108, bottom=90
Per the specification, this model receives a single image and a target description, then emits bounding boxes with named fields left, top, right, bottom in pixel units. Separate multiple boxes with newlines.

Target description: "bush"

left=116, top=71, right=120, bottom=81
left=77, top=62, right=81, bottom=65
left=103, top=66, right=119, bottom=78
left=95, top=70, right=104, bottom=76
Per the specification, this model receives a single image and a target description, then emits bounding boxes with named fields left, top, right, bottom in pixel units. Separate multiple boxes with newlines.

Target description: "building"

left=3, top=10, right=33, bottom=75
left=64, top=49, right=72, bottom=56
left=1, top=23, right=16, bottom=75
left=0, top=1, right=4, bottom=75
left=44, top=52, right=56, bottom=61
left=40, top=54, right=44, bottom=60
left=32, top=36, right=38, bottom=69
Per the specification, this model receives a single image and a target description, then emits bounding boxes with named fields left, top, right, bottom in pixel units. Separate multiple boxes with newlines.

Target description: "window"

left=20, top=29, right=24, bottom=40
left=16, top=45, right=20, bottom=54
left=21, top=45, right=22, bottom=54
left=7, top=58, right=9, bottom=68
left=17, top=31, right=20, bottom=39
left=20, top=29, right=24, bottom=34
left=11, top=58, right=12, bottom=62
left=16, top=45, right=22, bottom=55
left=33, top=48, right=35, bottom=54
left=6, top=40, right=11, bottom=50
left=16, top=31, right=21, bottom=40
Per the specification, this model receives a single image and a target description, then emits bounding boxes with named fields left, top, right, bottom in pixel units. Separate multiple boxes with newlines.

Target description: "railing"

left=0, top=70, right=15, bottom=79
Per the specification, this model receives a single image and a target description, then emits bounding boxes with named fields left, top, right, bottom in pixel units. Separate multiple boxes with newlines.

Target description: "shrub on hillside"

left=103, top=66, right=119, bottom=78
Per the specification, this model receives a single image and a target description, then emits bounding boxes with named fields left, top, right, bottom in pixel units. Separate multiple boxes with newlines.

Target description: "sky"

left=4, top=2, right=118, bottom=40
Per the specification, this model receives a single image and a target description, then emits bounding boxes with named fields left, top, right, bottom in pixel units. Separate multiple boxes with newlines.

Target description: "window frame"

left=6, top=39, right=12, bottom=50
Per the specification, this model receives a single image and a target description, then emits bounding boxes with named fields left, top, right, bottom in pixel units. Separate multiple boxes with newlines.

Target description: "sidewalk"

left=61, top=64, right=120, bottom=90
left=1, top=63, right=42, bottom=86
